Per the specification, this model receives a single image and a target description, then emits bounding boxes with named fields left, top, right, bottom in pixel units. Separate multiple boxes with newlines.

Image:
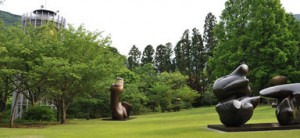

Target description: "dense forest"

left=1, top=0, right=300, bottom=128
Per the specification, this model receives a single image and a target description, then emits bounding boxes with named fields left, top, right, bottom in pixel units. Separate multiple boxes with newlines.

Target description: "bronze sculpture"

left=260, top=83, right=300, bottom=125
left=213, top=63, right=260, bottom=127
left=110, top=77, right=132, bottom=120
left=269, top=75, right=287, bottom=86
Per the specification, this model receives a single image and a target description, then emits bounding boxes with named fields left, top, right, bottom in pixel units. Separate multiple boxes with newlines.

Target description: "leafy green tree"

left=160, top=71, right=199, bottom=109
left=149, top=83, right=172, bottom=112
left=43, top=25, right=125, bottom=124
left=208, top=0, right=300, bottom=94
left=133, top=63, right=158, bottom=91
left=115, top=67, right=150, bottom=115
left=68, top=96, right=99, bottom=120
left=127, top=45, right=141, bottom=70
left=122, top=83, right=148, bottom=115
left=148, top=72, right=199, bottom=112
left=0, top=23, right=37, bottom=127
left=141, top=45, right=155, bottom=66
left=286, top=13, right=300, bottom=82
left=19, top=24, right=62, bottom=106
left=0, top=20, right=11, bottom=112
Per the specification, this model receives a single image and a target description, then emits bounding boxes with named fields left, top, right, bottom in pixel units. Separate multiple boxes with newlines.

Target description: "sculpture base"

left=207, top=123, right=300, bottom=132
left=102, top=117, right=136, bottom=121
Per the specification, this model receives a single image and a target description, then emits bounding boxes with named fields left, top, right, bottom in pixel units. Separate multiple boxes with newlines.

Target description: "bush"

left=23, top=106, right=55, bottom=121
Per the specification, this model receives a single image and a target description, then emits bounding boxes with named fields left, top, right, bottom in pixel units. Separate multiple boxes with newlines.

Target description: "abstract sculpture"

left=110, top=77, right=132, bottom=120
left=213, top=63, right=260, bottom=126
left=260, top=83, right=300, bottom=125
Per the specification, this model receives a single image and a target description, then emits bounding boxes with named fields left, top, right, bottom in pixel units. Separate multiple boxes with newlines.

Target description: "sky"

left=1, top=0, right=300, bottom=56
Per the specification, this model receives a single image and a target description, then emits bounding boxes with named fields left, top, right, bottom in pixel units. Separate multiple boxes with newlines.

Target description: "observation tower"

left=21, top=5, right=66, bottom=29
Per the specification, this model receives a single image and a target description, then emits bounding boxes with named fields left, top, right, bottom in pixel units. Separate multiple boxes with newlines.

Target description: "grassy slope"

left=1, top=106, right=300, bottom=138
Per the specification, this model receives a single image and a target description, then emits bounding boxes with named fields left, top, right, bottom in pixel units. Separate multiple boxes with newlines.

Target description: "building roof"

left=33, top=9, right=57, bottom=16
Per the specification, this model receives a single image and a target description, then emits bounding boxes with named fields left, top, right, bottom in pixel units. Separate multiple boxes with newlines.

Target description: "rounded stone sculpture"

left=269, top=75, right=287, bottom=86
left=213, top=63, right=260, bottom=127
left=260, top=83, right=300, bottom=125
left=110, top=77, right=132, bottom=120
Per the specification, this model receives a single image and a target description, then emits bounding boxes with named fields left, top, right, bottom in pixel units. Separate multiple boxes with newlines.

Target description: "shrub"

left=23, top=106, right=55, bottom=121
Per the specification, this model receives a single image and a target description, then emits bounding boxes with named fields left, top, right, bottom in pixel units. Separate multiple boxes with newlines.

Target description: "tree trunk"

left=86, top=108, right=91, bottom=120
left=0, top=100, right=6, bottom=112
left=10, top=92, right=20, bottom=128
left=60, top=97, right=66, bottom=124
left=56, top=104, right=61, bottom=122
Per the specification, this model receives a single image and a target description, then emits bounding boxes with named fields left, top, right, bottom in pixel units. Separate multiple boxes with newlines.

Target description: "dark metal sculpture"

left=213, top=63, right=260, bottom=127
left=110, top=77, right=132, bottom=120
left=260, top=83, right=300, bottom=125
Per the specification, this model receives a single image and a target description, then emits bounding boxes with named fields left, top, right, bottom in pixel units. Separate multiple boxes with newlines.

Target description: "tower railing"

left=21, top=10, right=66, bottom=29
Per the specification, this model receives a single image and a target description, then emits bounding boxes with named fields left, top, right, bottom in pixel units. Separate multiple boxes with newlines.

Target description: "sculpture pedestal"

left=102, top=117, right=136, bottom=121
left=207, top=123, right=300, bottom=132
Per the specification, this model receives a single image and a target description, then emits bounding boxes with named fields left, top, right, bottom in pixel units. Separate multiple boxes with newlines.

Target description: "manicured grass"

left=1, top=105, right=300, bottom=138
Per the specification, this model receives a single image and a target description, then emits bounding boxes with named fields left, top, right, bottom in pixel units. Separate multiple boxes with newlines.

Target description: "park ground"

left=1, top=105, right=300, bottom=138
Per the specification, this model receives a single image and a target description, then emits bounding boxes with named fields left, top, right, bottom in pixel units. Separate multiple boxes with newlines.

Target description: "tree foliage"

left=175, top=30, right=191, bottom=75
left=127, top=45, right=141, bottom=70
left=141, top=45, right=155, bottom=66
left=208, top=0, right=300, bottom=94
left=174, top=28, right=207, bottom=104
left=203, top=12, right=217, bottom=57
left=154, top=44, right=172, bottom=72
left=0, top=22, right=126, bottom=125
left=148, top=72, right=199, bottom=112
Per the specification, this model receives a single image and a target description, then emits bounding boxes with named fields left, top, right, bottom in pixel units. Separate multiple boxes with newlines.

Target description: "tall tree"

left=46, top=25, right=125, bottom=124
left=189, top=28, right=206, bottom=92
left=0, top=22, right=35, bottom=127
left=141, top=45, right=155, bottom=66
left=174, top=29, right=191, bottom=74
left=208, top=0, right=300, bottom=94
left=154, top=44, right=172, bottom=72
left=203, top=12, right=217, bottom=57
left=286, top=13, right=300, bottom=82
left=127, top=45, right=141, bottom=70
left=165, top=42, right=174, bottom=72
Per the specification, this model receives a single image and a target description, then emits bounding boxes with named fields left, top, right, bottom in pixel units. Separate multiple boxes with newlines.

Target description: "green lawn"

left=1, top=105, right=300, bottom=138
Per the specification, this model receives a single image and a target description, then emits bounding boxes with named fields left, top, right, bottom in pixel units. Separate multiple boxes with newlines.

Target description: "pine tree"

left=189, top=28, right=206, bottom=92
left=174, top=29, right=191, bottom=75
left=154, top=44, right=172, bottom=73
left=203, top=12, right=217, bottom=57
left=141, top=45, right=155, bottom=66
left=127, top=45, right=141, bottom=70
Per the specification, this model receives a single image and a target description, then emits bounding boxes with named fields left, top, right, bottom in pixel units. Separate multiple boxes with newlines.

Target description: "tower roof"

left=33, top=9, right=57, bottom=16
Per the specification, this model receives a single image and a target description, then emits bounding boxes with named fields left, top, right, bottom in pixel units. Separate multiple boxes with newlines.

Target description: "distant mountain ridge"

left=0, top=10, right=21, bottom=26
left=294, top=14, right=300, bottom=21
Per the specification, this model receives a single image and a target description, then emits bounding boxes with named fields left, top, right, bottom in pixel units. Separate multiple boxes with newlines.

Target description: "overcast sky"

left=1, top=0, right=300, bottom=55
